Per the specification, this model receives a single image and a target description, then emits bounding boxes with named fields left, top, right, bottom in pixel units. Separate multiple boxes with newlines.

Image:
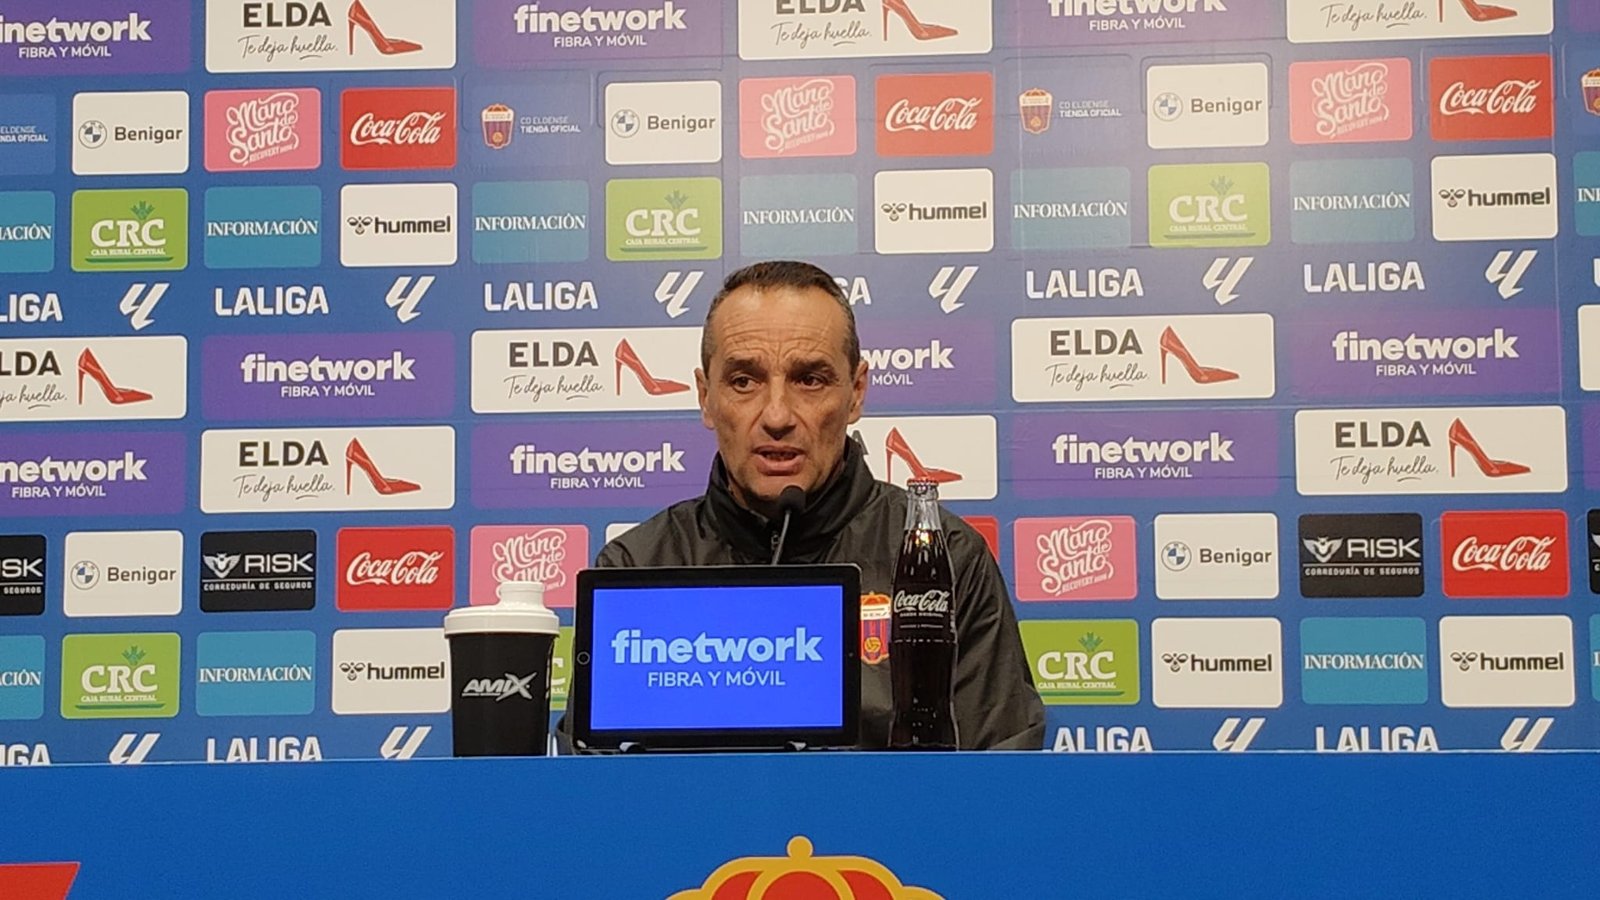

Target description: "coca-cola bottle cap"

left=443, top=580, right=559, bottom=636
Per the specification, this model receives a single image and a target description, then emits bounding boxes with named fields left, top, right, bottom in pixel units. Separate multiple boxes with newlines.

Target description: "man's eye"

left=798, top=374, right=827, bottom=387
left=729, top=375, right=756, bottom=391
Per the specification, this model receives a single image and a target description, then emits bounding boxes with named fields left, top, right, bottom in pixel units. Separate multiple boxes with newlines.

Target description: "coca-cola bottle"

left=889, top=479, right=958, bottom=750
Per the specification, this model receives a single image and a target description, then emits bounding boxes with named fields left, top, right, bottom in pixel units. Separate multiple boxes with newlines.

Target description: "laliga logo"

left=670, top=836, right=943, bottom=900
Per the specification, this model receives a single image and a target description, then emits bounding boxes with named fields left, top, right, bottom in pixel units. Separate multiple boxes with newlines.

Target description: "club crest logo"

left=670, top=836, right=942, bottom=900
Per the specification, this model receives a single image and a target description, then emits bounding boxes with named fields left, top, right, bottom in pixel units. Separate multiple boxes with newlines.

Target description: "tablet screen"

left=588, top=583, right=846, bottom=732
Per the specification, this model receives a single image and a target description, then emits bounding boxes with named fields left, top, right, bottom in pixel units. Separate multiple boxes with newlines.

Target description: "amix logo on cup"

left=588, top=584, right=842, bottom=731
left=60, top=632, right=180, bottom=719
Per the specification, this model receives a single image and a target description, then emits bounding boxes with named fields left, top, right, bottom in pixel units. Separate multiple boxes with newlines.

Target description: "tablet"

left=570, top=565, right=861, bottom=752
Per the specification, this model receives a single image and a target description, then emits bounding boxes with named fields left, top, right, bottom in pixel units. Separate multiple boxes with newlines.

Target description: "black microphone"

left=770, top=485, right=806, bottom=565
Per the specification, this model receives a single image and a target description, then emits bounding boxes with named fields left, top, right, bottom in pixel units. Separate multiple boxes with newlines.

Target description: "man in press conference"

left=595, top=260, right=1045, bottom=750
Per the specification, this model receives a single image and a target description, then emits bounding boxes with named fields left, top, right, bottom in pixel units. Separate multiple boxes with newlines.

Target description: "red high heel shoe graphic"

left=1442, top=0, right=1517, bottom=22
left=885, top=427, right=962, bottom=484
left=883, top=0, right=958, bottom=41
left=348, top=1, right=422, bottom=56
left=77, top=348, right=152, bottom=405
left=345, top=438, right=421, bottom=495
left=1448, top=418, right=1530, bottom=478
left=615, top=339, right=689, bottom=397
left=1158, top=326, right=1239, bottom=386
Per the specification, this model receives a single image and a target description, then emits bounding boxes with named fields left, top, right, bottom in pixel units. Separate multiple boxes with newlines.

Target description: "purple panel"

left=473, top=419, right=717, bottom=509
left=0, top=1, right=190, bottom=76
left=473, top=0, right=723, bottom=67
left=201, top=332, right=456, bottom=422
left=0, top=431, right=185, bottom=516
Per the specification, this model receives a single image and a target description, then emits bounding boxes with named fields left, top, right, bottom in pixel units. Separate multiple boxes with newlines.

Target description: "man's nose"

left=759, top=380, right=797, bottom=434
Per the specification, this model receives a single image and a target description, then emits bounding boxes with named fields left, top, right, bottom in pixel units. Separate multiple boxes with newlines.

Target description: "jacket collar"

left=704, top=437, right=877, bottom=563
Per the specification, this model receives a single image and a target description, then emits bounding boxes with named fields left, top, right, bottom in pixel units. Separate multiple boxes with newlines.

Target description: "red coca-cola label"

left=875, top=72, right=993, bottom=158
left=1429, top=55, right=1552, bottom=142
left=341, top=87, right=458, bottom=171
left=1440, top=510, right=1568, bottom=598
left=336, top=526, right=455, bottom=610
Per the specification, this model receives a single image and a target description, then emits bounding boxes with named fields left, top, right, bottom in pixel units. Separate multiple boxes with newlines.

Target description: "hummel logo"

left=119, top=282, right=168, bottom=331
left=380, top=725, right=432, bottom=760
left=655, top=270, right=703, bottom=319
left=203, top=553, right=241, bottom=579
left=1202, top=256, right=1252, bottom=306
left=929, top=265, right=977, bottom=314
left=1302, top=537, right=1341, bottom=564
left=108, top=732, right=160, bottom=765
left=1500, top=716, right=1554, bottom=752
left=1448, top=651, right=1480, bottom=671
left=1159, top=652, right=1191, bottom=673
left=386, top=275, right=433, bottom=324
left=1212, top=717, right=1265, bottom=752
left=1485, top=249, right=1536, bottom=301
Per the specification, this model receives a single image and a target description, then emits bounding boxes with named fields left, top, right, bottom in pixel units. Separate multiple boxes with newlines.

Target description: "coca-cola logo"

left=1438, top=80, right=1541, bottom=117
left=1311, top=62, right=1390, bottom=139
left=892, top=589, right=951, bottom=615
left=345, top=550, right=443, bottom=586
left=761, top=78, right=837, bottom=154
left=492, top=527, right=569, bottom=589
left=350, top=111, right=446, bottom=146
left=1036, top=519, right=1116, bottom=595
left=884, top=97, right=982, bottom=133
left=1450, top=535, right=1554, bottom=573
left=226, top=91, right=302, bottom=166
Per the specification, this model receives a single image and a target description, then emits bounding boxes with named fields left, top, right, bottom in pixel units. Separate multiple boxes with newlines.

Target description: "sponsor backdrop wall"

left=0, top=0, right=1597, bottom=766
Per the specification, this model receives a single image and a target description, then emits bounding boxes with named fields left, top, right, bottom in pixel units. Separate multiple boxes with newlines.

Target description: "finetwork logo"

left=72, top=90, right=188, bottom=176
left=474, top=419, right=714, bottom=510
left=1145, top=62, right=1268, bottom=150
left=1151, top=617, right=1282, bottom=709
left=1298, top=513, right=1424, bottom=598
left=605, top=80, right=721, bottom=165
left=60, top=631, right=180, bottom=719
left=1300, top=617, right=1428, bottom=705
left=1016, top=409, right=1278, bottom=499
left=0, top=2, right=191, bottom=77
left=1020, top=619, right=1139, bottom=705
left=1439, top=615, right=1573, bottom=709
left=1148, top=163, right=1270, bottom=248
left=492, top=0, right=721, bottom=64
left=203, top=331, right=454, bottom=422
left=199, top=530, right=316, bottom=613
left=0, top=431, right=186, bottom=518
left=62, top=530, right=182, bottom=618
left=1154, top=513, right=1279, bottom=600
left=204, top=186, right=322, bottom=270
left=195, top=630, right=316, bottom=717
left=605, top=177, right=722, bottom=261
left=71, top=188, right=188, bottom=272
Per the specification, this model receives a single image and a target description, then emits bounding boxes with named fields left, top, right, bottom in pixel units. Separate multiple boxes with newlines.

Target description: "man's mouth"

left=753, top=446, right=804, bottom=474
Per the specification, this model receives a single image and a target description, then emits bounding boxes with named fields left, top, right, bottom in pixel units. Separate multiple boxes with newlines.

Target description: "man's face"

left=697, top=285, right=867, bottom=510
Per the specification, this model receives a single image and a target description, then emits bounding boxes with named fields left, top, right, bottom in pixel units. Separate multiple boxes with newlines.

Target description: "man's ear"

left=847, top=359, right=868, bottom=424
left=696, top=367, right=713, bottom=430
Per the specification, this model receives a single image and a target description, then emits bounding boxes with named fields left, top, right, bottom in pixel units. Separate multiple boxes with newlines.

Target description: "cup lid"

left=443, top=581, right=559, bottom=636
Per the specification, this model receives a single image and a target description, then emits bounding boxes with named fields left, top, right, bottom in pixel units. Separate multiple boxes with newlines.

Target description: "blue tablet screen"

left=588, top=583, right=845, bottom=732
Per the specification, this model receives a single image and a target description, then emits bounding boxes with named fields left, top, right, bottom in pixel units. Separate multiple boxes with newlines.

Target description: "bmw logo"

left=71, top=560, right=100, bottom=589
left=611, top=108, right=640, bottom=138
left=1153, top=92, right=1183, bottom=122
left=78, top=120, right=108, bottom=149
left=1160, top=541, right=1192, bottom=572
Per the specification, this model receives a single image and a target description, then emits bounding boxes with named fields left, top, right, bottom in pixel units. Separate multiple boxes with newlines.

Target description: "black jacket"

left=595, top=439, right=1046, bottom=750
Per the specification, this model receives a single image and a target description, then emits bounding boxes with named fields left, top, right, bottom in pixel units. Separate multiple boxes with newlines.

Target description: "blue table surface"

left=4, top=752, right=1598, bottom=899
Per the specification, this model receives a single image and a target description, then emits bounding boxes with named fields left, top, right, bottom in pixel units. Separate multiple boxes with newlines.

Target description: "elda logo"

left=671, top=836, right=943, bottom=900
